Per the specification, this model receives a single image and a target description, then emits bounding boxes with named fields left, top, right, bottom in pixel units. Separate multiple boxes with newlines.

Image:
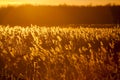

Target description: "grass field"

left=0, top=25, right=120, bottom=80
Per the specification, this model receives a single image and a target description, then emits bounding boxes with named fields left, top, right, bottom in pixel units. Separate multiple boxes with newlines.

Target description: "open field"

left=0, top=25, right=120, bottom=80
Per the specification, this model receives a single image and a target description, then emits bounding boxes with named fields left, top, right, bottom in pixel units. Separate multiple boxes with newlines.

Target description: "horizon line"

left=0, top=3, right=120, bottom=7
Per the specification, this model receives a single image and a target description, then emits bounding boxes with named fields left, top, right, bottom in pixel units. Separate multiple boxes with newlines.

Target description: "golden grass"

left=0, top=25, right=120, bottom=80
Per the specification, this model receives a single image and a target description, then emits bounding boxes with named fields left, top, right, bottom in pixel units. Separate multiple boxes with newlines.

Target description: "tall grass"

left=0, top=25, right=120, bottom=80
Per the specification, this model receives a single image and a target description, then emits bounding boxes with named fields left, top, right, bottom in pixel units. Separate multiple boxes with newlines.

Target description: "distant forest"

left=0, top=5, right=120, bottom=26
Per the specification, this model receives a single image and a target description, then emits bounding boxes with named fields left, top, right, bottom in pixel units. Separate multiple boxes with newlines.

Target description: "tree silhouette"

left=0, top=5, right=120, bottom=26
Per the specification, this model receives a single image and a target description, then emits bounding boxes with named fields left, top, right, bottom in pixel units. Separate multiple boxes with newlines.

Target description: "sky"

left=0, top=0, right=120, bottom=6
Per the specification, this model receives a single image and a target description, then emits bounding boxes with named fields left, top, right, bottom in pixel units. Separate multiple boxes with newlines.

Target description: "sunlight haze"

left=0, top=0, right=120, bottom=6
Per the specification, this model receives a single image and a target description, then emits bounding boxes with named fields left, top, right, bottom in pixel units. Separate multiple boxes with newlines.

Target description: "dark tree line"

left=0, top=5, right=120, bottom=26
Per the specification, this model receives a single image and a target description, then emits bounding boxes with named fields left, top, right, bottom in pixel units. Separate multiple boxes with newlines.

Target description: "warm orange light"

left=0, top=0, right=120, bottom=6
left=0, top=0, right=46, bottom=6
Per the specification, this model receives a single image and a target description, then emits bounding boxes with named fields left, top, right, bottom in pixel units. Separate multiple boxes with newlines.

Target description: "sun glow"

left=0, top=0, right=49, bottom=6
left=0, top=0, right=120, bottom=6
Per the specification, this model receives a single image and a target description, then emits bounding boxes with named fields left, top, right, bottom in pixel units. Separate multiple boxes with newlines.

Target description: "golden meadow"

left=0, top=25, right=120, bottom=80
